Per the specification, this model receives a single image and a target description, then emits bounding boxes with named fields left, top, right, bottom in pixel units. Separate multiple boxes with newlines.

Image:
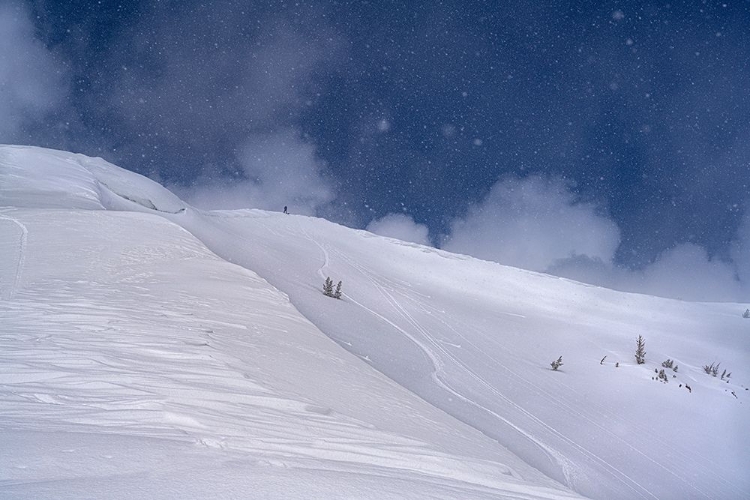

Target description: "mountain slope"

left=2, top=145, right=749, bottom=499
left=174, top=208, right=750, bottom=500
left=0, top=145, right=581, bottom=499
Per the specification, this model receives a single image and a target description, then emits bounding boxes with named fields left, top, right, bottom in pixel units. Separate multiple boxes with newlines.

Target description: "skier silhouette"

left=283, top=206, right=288, bottom=214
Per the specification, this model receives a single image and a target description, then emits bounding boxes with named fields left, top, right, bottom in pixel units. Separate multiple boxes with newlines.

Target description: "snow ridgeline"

left=2, top=145, right=749, bottom=499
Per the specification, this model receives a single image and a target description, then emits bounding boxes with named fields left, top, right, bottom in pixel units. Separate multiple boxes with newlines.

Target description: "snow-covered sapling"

left=743, top=308, right=750, bottom=318
left=550, top=356, right=563, bottom=371
left=635, top=335, right=646, bottom=365
left=333, top=280, right=342, bottom=299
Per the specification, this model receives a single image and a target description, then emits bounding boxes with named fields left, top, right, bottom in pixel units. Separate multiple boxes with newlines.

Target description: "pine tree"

left=333, top=280, right=342, bottom=299
left=323, top=277, right=334, bottom=297
left=743, top=309, right=750, bottom=318
left=635, top=335, right=646, bottom=364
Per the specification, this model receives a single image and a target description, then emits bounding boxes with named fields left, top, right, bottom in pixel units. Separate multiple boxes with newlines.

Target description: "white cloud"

left=0, top=1, right=68, bottom=140
left=442, top=175, right=620, bottom=272
left=367, top=214, right=431, bottom=246
left=171, top=129, right=333, bottom=215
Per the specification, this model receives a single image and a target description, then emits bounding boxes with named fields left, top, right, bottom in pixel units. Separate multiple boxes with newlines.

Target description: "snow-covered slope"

left=2, top=145, right=749, bottom=499
left=174, top=212, right=750, bottom=500
left=0, top=145, right=581, bottom=499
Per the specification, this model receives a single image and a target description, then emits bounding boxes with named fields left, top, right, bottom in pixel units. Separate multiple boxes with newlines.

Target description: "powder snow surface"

left=1, top=145, right=748, bottom=499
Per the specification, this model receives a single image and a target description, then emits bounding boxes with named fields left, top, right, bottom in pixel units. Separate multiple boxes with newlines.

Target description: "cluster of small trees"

left=547, top=335, right=738, bottom=396
left=661, top=358, right=678, bottom=372
left=323, top=277, right=342, bottom=299
left=550, top=335, right=646, bottom=371
left=703, top=362, right=731, bottom=380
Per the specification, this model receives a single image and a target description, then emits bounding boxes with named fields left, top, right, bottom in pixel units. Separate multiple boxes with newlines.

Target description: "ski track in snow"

left=297, top=219, right=331, bottom=280
left=0, top=211, right=28, bottom=300
left=331, top=248, right=589, bottom=492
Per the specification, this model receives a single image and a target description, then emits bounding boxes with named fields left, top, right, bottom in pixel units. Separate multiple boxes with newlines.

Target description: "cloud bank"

left=441, top=176, right=749, bottom=302
left=366, top=214, right=431, bottom=246
left=171, top=129, right=333, bottom=215
left=442, top=176, right=621, bottom=272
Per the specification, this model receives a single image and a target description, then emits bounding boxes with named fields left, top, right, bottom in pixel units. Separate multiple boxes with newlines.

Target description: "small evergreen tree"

left=743, top=309, right=750, bottom=318
left=333, top=280, right=342, bottom=299
left=635, top=335, right=646, bottom=364
left=550, top=356, right=563, bottom=371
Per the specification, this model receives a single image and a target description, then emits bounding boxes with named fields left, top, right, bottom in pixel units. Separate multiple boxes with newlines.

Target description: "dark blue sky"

left=5, top=0, right=750, bottom=298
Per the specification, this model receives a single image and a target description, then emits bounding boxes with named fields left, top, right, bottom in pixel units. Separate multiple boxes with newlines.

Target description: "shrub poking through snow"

left=333, top=280, right=342, bottom=299
left=550, top=356, right=563, bottom=371
left=635, top=335, right=646, bottom=365
left=657, top=369, right=669, bottom=383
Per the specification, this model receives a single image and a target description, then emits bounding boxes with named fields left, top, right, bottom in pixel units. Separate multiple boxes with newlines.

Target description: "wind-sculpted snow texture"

left=2, top=146, right=749, bottom=499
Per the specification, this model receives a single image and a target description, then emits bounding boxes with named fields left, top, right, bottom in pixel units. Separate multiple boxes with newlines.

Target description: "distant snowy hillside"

left=2, top=145, right=749, bottom=499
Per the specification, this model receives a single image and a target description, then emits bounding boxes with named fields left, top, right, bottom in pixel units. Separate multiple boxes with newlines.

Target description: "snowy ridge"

left=1, top=145, right=749, bottom=499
